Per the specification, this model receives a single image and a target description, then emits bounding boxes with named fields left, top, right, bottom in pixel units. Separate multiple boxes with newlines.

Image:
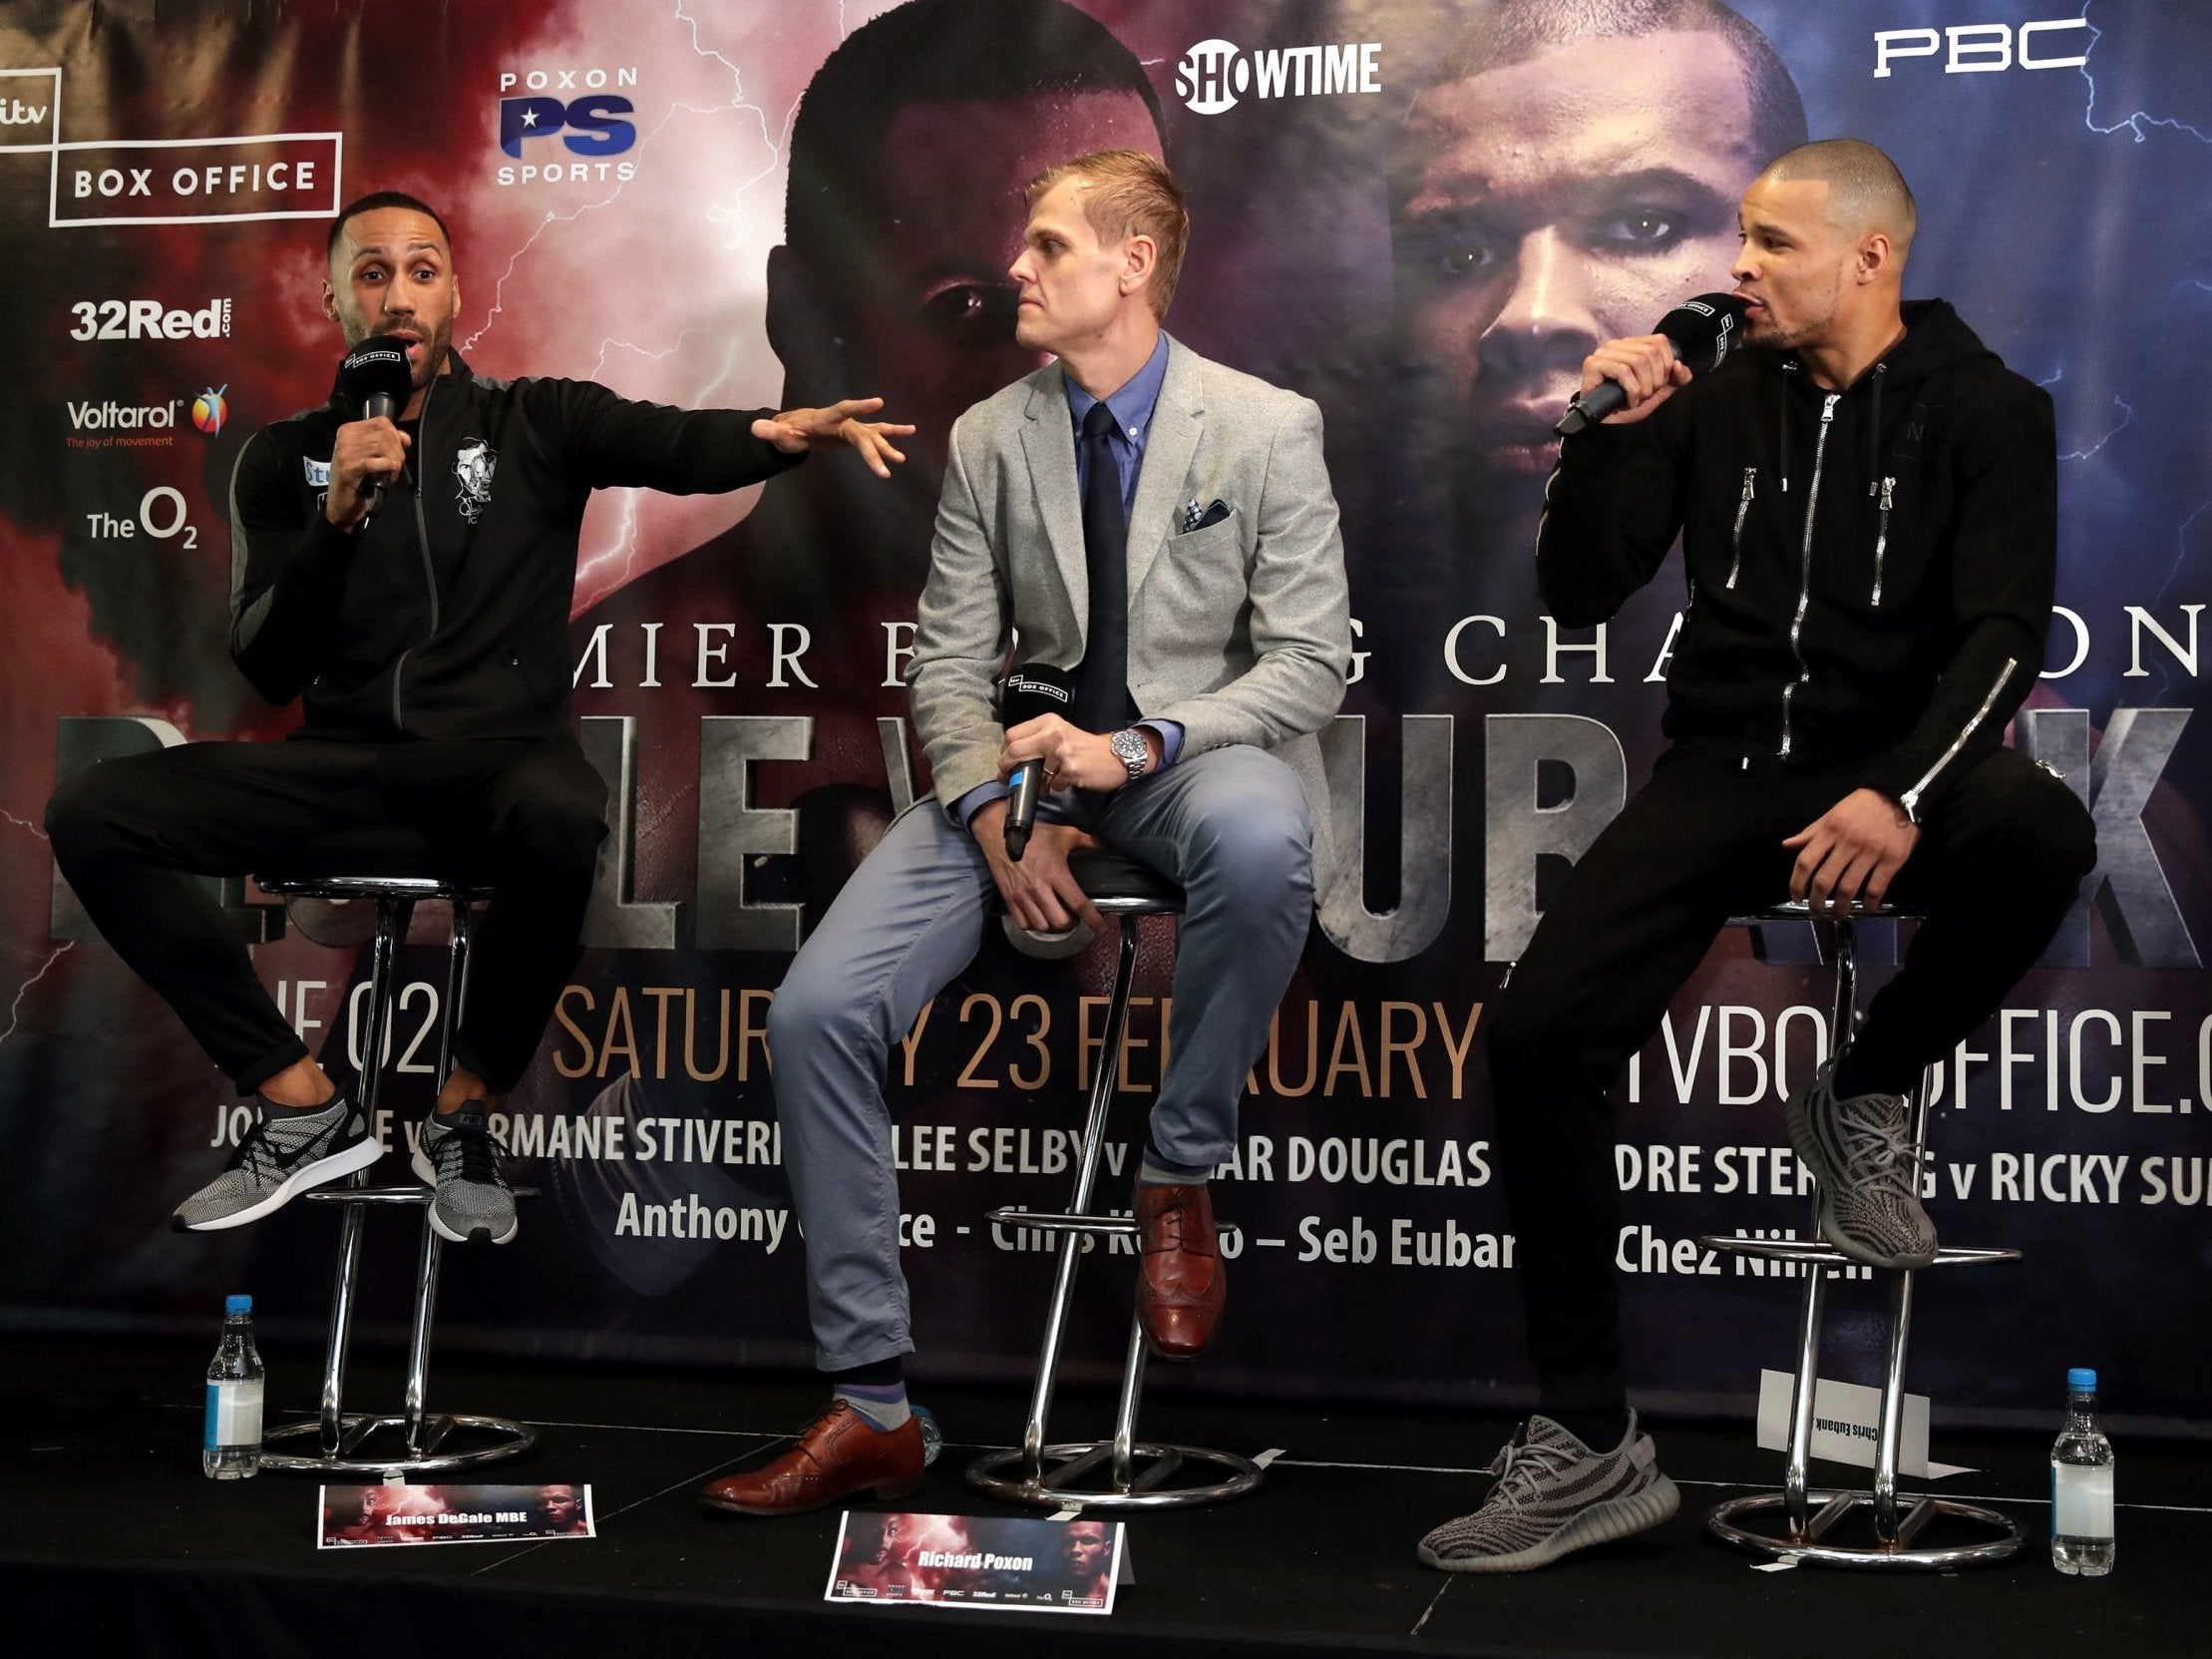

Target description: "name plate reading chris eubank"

left=825, top=1510, right=1125, bottom=1614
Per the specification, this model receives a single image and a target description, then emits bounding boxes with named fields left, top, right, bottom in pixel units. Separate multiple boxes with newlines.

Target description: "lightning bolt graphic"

left=469, top=3, right=808, bottom=600
left=2058, top=396, right=2135, bottom=463
left=0, top=943, right=71, bottom=1052
left=2077, top=7, right=2212, bottom=145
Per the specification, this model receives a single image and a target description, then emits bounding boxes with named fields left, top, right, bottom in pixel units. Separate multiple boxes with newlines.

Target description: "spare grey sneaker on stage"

left=412, top=1103, right=518, bottom=1245
left=1418, top=1413, right=1679, bottom=1573
left=173, top=1091, right=380, bottom=1231
left=1785, top=1056, right=1939, bottom=1270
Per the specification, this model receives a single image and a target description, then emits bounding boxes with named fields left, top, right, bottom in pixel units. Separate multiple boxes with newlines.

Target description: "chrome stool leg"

left=966, top=907, right=1262, bottom=1511
left=1705, top=907, right=2022, bottom=1568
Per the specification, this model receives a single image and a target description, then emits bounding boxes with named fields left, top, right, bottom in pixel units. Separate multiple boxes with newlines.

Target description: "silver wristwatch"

left=1109, top=727, right=1151, bottom=784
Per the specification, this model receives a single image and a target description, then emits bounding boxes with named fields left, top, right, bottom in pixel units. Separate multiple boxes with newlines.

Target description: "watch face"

left=1111, top=729, right=1148, bottom=776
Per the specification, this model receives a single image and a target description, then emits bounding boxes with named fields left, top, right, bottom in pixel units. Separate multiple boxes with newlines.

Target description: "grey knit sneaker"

left=172, top=1091, right=380, bottom=1231
left=1417, top=1414, right=1678, bottom=1573
left=411, top=1104, right=518, bottom=1245
left=1785, top=1057, right=1938, bottom=1269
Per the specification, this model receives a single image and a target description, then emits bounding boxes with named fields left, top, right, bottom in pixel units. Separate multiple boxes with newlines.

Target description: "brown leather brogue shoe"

left=1134, top=1180, right=1226, bottom=1360
left=699, top=1402, right=925, bottom=1517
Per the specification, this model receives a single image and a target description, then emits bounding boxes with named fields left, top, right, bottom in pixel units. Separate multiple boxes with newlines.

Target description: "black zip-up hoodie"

left=1537, top=299, right=2056, bottom=816
left=226, top=353, right=802, bottom=741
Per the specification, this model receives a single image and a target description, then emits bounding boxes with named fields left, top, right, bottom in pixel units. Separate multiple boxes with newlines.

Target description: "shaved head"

left=1759, top=139, right=1917, bottom=263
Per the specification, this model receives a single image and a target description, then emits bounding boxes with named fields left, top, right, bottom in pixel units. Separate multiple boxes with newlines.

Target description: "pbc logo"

left=70, top=298, right=232, bottom=341
left=1874, top=17, right=2090, bottom=77
left=1176, top=37, right=1382, bottom=116
left=496, top=67, right=637, bottom=187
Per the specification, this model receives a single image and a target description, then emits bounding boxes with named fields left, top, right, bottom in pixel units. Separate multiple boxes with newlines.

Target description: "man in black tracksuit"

left=45, top=191, right=909, bottom=1245
left=1417, top=143, right=2096, bottom=1573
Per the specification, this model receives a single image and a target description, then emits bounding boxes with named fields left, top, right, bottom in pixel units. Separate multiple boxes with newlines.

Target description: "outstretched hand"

left=1783, top=787, right=1920, bottom=914
left=751, top=397, right=915, bottom=477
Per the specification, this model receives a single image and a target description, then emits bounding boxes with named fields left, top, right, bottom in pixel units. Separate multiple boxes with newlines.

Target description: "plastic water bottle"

left=202, top=1293, right=265, bottom=1478
left=2049, top=1367, right=2114, bottom=1575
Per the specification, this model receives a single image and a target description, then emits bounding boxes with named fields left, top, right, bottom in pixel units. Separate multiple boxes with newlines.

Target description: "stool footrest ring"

left=964, top=1441, right=1263, bottom=1511
left=1700, top=1235, right=2020, bottom=1267
left=985, top=1207, right=1241, bottom=1241
left=1707, top=1490, right=2022, bottom=1569
left=258, top=1413, right=538, bottom=1475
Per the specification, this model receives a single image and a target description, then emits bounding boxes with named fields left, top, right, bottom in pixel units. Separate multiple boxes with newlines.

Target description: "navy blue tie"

left=1073, top=400, right=1129, bottom=734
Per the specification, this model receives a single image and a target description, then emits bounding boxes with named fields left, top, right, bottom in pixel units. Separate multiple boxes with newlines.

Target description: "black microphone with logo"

left=1554, top=292, right=1749, bottom=436
left=999, top=662, right=1076, bottom=862
left=334, top=339, right=414, bottom=516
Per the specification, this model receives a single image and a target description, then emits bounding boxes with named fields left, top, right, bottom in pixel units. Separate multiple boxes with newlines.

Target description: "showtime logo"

left=1176, top=37, right=1382, bottom=116
left=70, top=297, right=232, bottom=341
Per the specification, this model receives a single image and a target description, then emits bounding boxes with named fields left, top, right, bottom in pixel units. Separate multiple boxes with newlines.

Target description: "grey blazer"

left=908, top=336, right=1352, bottom=880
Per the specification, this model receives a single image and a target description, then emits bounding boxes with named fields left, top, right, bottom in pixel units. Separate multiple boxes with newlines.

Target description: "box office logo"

left=495, top=66, right=638, bottom=187
left=1176, top=37, right=1382, bottom=116
left=7, top=65, right=340, bottom=228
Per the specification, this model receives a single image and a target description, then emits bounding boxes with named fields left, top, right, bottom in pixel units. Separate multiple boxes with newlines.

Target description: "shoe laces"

left=222, top=1117, right=280, bottom=1179
left=1479, top=1431, right=1583, bottom=1508
left=431, top=1115, right=510, bottom=1186
left=1832, top=1092, right=1916, bottom=1192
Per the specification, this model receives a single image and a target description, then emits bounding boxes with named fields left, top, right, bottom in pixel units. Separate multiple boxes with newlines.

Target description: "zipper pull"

left=1820, top=393, right=1839, bottom=423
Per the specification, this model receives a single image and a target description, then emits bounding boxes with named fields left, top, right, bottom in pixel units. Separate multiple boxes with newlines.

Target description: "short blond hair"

left=1025, top=149, right=1189, bottom=318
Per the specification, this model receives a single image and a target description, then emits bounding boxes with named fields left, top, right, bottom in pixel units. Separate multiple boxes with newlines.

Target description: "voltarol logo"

left=70, top=298, right=232, bottom=341
left=1177, top=37, right=1382, bottom=115
left=190, top=385, right=229, bottom=437
left=496, top=65, right=638, bottom=187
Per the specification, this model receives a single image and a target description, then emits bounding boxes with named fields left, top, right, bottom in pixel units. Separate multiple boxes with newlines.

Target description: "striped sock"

left=1139, top=1138, right=1213, bottom=1187
left=834, top=1380, right=912, bottom=1432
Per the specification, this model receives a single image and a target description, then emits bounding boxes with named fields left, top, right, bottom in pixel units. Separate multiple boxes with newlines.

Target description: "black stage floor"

left=2, top=1334, right=2202, bottom=1658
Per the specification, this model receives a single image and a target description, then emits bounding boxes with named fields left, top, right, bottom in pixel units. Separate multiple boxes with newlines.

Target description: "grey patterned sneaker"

left=1417, top=1414, right=1678, bottom=1573
left=173, top=1091, right=380, bottom=1231
left=1784, top=1058, right=1938, bottom=1269
left=411, top=1104, right=518, bottom=1244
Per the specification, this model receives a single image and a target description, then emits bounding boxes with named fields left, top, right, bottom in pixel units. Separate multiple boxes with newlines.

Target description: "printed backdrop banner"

left=1, top=0, right=2206, bottom=1432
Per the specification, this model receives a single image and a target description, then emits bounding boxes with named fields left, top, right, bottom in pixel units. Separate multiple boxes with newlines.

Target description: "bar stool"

left=965, top=849, right=1264, bottom=1511
left=250, top=827, right=538, bottom=1475
left=1703, top=900, right=2021, bottom=1569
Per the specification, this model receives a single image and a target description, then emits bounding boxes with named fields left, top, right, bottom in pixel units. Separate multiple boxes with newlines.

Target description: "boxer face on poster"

left=1391, top=10, right=1798, bottom=525
left=1061, top=1518, right=1111, bottom=1592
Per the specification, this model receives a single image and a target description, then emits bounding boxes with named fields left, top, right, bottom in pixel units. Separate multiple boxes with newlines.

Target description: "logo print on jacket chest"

left=454, top=437, right=497, bottom=523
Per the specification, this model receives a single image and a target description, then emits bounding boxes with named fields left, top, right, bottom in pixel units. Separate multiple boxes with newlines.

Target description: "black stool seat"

left=256, top=825, right=498, bottom=892
left=1068, top=847, right=1183, bottom=909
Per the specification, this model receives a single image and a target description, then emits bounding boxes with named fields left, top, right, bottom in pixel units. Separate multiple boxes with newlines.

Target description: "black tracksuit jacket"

left=225, top=353, right=802, bottom=741
left=1537, top=299, right=2057, bottom=817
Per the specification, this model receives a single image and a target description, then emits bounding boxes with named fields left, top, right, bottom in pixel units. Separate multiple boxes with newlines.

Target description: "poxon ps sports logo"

left=1176, top=37, right=1382, bottom=115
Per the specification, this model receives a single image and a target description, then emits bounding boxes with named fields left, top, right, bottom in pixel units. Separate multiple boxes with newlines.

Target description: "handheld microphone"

left=999, top=662, right=1075, bottom=861
left=335, top=340, right=414, bottom=512
left=1555, top=293, right=1749, bottom=436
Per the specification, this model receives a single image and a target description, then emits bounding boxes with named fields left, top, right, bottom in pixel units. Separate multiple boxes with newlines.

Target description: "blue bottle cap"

left=225, top=1294, right=252, bottom=1315
left=2067, top=1366, right=2096, bottom=1391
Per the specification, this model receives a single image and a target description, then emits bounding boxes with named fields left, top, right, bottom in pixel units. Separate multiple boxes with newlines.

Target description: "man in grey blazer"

left=702, top=151, right=1351, bottom=1516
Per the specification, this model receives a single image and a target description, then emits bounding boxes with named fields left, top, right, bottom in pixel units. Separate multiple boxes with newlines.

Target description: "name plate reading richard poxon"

left=826, top=1511, right=1125, bottom=1614
left=318, top=1482, right=596, bottom=1547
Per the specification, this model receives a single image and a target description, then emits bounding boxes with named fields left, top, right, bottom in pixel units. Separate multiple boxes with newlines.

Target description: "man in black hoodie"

left=1417, top=141, right=2094, bottom=1573
left=44, top=192, right=909, bottom=1247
